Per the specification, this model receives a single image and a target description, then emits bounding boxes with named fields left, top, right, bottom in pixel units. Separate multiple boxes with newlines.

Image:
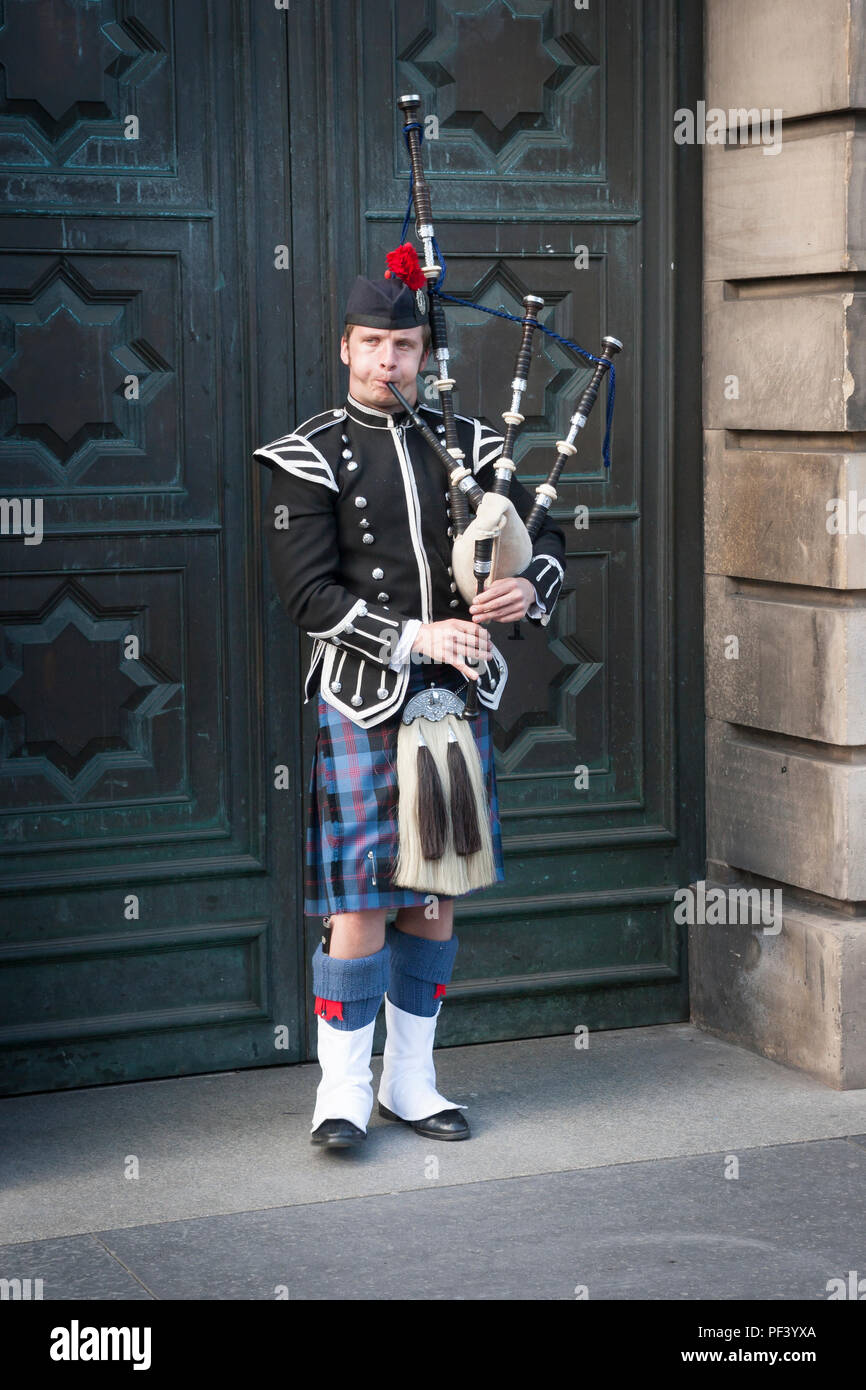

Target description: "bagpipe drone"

left=387, top=94, right=622, bottom=897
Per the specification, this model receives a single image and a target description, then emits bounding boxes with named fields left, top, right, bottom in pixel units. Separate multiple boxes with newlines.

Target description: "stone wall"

left=694, top=0, right=866, bottom=1087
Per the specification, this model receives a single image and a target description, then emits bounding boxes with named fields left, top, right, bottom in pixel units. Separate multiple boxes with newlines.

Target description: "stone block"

left=689, top=882, right=866, bottom=1089
left=706, top=0, right=866, bottom=119
left=704, top=125, right=866, bottom=280
left=705, top=717, right=866, bottom=900
left=704, top=430, right=866, bottom=589
left=704, top=279, right=866, bottom=431
left=705, top=573, right=866, bottom=743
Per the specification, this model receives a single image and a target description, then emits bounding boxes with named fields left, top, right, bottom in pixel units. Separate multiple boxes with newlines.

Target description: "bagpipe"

left=388, top=94, right=622, bottom=897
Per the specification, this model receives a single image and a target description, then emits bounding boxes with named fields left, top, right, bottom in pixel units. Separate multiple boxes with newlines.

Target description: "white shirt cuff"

left=527, top=584, right=546, bottom=619
left=389, top=618, right=422, bottom=669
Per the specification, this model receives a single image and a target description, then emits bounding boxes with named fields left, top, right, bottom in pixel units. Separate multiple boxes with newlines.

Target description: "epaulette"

left=252, top=406, right=346, bottom=491
left=294, top=407, right=347, bottom=439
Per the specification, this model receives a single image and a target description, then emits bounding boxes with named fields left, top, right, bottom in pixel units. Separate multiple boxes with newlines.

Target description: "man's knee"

left=395, top=899, right=454, bottom=938
left=327, top=907, right=387, bottom=958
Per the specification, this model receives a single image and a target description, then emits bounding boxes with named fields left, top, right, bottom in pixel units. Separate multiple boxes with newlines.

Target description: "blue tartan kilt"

left=304, top=658, right=505, bottom=916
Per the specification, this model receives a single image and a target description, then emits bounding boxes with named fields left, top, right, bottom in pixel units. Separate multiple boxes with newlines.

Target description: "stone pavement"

left=1, top=1023, right=864, bottom=1300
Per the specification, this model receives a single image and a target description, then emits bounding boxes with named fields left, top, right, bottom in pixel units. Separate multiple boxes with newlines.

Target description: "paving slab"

left=7, top=1137, right=864, bottom=1301
left=0, top=1234, right=154, bottom=1300
left=2, top=1024, right=865, bottom=1246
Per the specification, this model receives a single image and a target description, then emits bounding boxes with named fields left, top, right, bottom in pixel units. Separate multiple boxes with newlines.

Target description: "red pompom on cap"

left=384, top=243, right=427, bottom=291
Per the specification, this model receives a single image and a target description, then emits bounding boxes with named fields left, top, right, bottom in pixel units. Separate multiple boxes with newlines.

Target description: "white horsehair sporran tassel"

left=393, top=684, right=497, bottom=896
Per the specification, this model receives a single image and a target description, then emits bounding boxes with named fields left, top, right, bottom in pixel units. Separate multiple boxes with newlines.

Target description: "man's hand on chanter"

left=410, top=619, right=493, bottom=681
left=469, top=576, right=535, bottom=625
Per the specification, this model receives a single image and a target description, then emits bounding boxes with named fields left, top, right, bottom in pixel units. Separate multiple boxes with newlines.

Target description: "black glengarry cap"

left=344, top=275, right=428, bottom=330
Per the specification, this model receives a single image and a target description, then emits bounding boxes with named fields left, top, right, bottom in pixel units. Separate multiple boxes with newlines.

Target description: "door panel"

left=0, top=0, right=302, bottom=1093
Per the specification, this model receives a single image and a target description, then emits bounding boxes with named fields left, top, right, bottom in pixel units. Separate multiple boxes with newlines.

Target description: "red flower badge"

left=384, top=243, right=427, bottom=291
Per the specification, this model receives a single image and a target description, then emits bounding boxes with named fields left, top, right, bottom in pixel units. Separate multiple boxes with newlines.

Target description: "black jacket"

left=254, top=391, right=566, bottom=727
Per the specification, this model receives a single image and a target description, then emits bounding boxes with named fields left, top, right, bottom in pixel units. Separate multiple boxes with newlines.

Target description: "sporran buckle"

left=401, top=685, right=465, bottom=724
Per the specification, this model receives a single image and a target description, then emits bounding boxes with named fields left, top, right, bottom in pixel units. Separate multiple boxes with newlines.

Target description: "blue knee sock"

left=312, top=941, right=390, bottom=1031
left=386, top=923, right=459, bottom=1018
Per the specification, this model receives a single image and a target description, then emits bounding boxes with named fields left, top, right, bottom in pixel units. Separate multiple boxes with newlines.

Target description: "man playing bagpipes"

left=253, top=261, right=567, bottom=1148
left=253, top=94, right=620, bottom=1149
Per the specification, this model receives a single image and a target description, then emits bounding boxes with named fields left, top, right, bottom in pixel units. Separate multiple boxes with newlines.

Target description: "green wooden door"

left=0, top=0, right=703, bottom=1095
left=0, top=2, right=303, bottom=1094
left=290, top=0, right=704, bottom=1055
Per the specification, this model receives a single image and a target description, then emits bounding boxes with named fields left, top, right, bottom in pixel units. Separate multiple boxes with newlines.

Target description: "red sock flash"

left=314, top=996, right=345, bottom=1022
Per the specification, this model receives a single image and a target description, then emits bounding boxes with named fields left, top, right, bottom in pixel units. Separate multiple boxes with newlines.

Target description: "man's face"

left=340, top=326, right=429, bottom=411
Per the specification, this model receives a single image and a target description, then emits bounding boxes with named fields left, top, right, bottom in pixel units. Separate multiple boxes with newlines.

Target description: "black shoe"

left=310, top=1117, right=365, bottom=1147
left=378, top=1102, right=470, bottom=1140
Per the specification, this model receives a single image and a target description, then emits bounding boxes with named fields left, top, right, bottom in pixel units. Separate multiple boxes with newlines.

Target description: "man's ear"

left=339, top=335, right=350, bottom=366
